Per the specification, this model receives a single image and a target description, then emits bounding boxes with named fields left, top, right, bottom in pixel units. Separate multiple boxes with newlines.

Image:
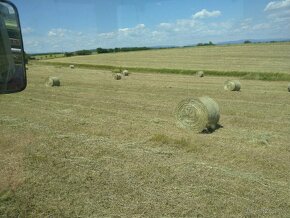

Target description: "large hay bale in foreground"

left=69, top=65, right=74, bottom=69
left=196, top=71, right=204, bottom=77
left=45, top=77, right=60, bottom=87
left=224, top=80, right=241, bottom=91
left=114, top=73, right=122, bottom=80
left=288, top=83, right=290, bottom=92
left=175, top=96, right=220, bottom=132
left=122, top=69, right=129, bottom=76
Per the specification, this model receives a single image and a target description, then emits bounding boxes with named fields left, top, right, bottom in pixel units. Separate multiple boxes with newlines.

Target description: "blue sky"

left=12, top=0, right=290, bottom=53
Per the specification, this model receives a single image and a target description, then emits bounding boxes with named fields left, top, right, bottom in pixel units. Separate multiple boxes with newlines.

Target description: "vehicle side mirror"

left=0, top=0, right=26, bottom=94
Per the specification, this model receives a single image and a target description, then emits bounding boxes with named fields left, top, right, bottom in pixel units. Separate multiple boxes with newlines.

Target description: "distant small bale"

left=196, top=71, right=204, bottom=77
left=114, top=73, right=122, bottom=80
left=288, top=83, right=290, bottom=92
left=69, top=65, right=75, bottom=69
left=175, top=96, right=220, bottom=133
left=122, top=69, right=129, bottom=76
left=224, top=80, right=241, bottom=91
left=45, top=77, right=60, bottom=87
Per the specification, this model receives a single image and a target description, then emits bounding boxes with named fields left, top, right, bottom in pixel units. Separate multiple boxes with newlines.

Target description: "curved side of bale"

left=114, top=73, right=122, bottom=80
left=224, top=80, right=241, bottom=91
left=288, top=83, right=290, bottom=92
left=45, top=77, right=60, bottom=87
left=196, top=71, right=204, bottom=77
left=122, top=70, right=129, bottom=76
left=175, top=96, right=220, bottom=132
left=198, top=96, right=220, bottom=130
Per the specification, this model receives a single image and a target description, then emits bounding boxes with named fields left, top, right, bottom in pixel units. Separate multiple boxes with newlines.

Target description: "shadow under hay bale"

left=69, top=65, right=74, bottom=69
left=175, top=96, right=220, bottom=133
left=224, top=80, right=241, bottom=91
left=114, top=73, right=122, bottom=80
left=122, top=69, right=129, bottom=76
left=196, top=70, right=204, bottom=77
left=45, top=77, right=60, bottom=87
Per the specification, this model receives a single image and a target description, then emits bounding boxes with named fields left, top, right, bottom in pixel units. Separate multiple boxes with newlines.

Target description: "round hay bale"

left=69, top=65, right=75, bottom=69
left=114, top=73, right=122, bottom=80
left=196, top=71, right=204, bottom=77
left=122, top=69, right=129, bottom=76
left=224, top=80, right=241, bottom=91
left=175, top=96, right=220, bottom=132
left=45, top=77, right=60, bottom=87
left=288, top=83, right=290, bottom=92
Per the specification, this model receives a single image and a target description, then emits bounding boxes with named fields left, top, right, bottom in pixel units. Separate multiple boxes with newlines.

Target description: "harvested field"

left=43, top=42, right=290, bottom=74
left=1, top=63, right=290, bottom=217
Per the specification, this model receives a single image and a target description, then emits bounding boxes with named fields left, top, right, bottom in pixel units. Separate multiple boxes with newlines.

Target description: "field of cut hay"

left=44, top=42, right=290, bottom=74
left=1, top=63, right=290, bottom=217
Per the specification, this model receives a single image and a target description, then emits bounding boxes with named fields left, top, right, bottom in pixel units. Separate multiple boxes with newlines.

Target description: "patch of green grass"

left=36, top=61, right=290, bottom=81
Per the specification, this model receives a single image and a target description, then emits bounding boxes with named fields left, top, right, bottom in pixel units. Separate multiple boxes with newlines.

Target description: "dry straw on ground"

left=45, top=77, right=60, bottom=87
left=122, top=70, right=129, bottom=76
left=224, top=80, right=241, bottom=91
left=114, top=73, right=122, bottom=80
left=175, top=96, right=220, bottom=133
left=69, top=65, right=75, bottom=69
left=196, top=71, right=204, bottom=77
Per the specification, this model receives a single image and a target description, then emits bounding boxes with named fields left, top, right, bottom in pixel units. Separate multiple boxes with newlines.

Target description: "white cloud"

left=252, top=23, right=271, bottom=30
left=263, top=0, right=290, bottom=31
left=117, top=24, right=146, bottom=37
left=136, top=24, right=145, bottom=29
left=192, top=9, right=221, bottom=19
left=48, top=28, right=70, bottom=37
left=159, top=23, right=172, bottom=28
left=264, top=0, right=290, bottom=11
left=98, top=32, right=116, bottom=39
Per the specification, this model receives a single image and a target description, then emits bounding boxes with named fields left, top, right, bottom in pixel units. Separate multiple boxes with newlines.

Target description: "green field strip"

left=36, top=61, right=290, bottom=81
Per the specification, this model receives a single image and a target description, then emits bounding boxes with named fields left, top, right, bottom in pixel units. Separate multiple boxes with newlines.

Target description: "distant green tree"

left=75, top=50, right=92, bottom=55
left=64, top=52, right=74, bottom=57
left=244, top=40, right=252, bottom=44
left=197, top=41, right=215, bottom=46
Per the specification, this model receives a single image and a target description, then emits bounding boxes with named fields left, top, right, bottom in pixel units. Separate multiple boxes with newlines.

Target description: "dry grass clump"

left=69, top=65, right=75, bottom=69
left=114, top=73, right=122, bottom=80
left=288, top=83, right=290, bottom=92
left=45, top=77, right=60, bottom=87
left=224, top=80, right=241, bottom=91
left=196, top=71, right=204, bottom=77
left=122, top=69, right=129, bottom=76
left=175, top=96, right=220, bottom=133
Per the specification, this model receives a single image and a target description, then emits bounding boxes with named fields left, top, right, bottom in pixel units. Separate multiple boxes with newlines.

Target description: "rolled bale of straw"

left=114, top=73, right=122, bottom=80
left=69, top=65, right=74, bottom=69
left=196, top=70, right=204, bottom=77
left=122, top=69, right=129, bottom=76
left=45, top=77, right=60, bottom=87
left=224, top=80, right=241, bottom=91
left=175, top=96, right=220, bottom=132
left=288, top=83, right=290, bottom=92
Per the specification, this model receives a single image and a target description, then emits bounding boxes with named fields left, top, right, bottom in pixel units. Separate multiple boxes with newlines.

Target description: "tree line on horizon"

left=26, top=39, right=289, bottom=59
